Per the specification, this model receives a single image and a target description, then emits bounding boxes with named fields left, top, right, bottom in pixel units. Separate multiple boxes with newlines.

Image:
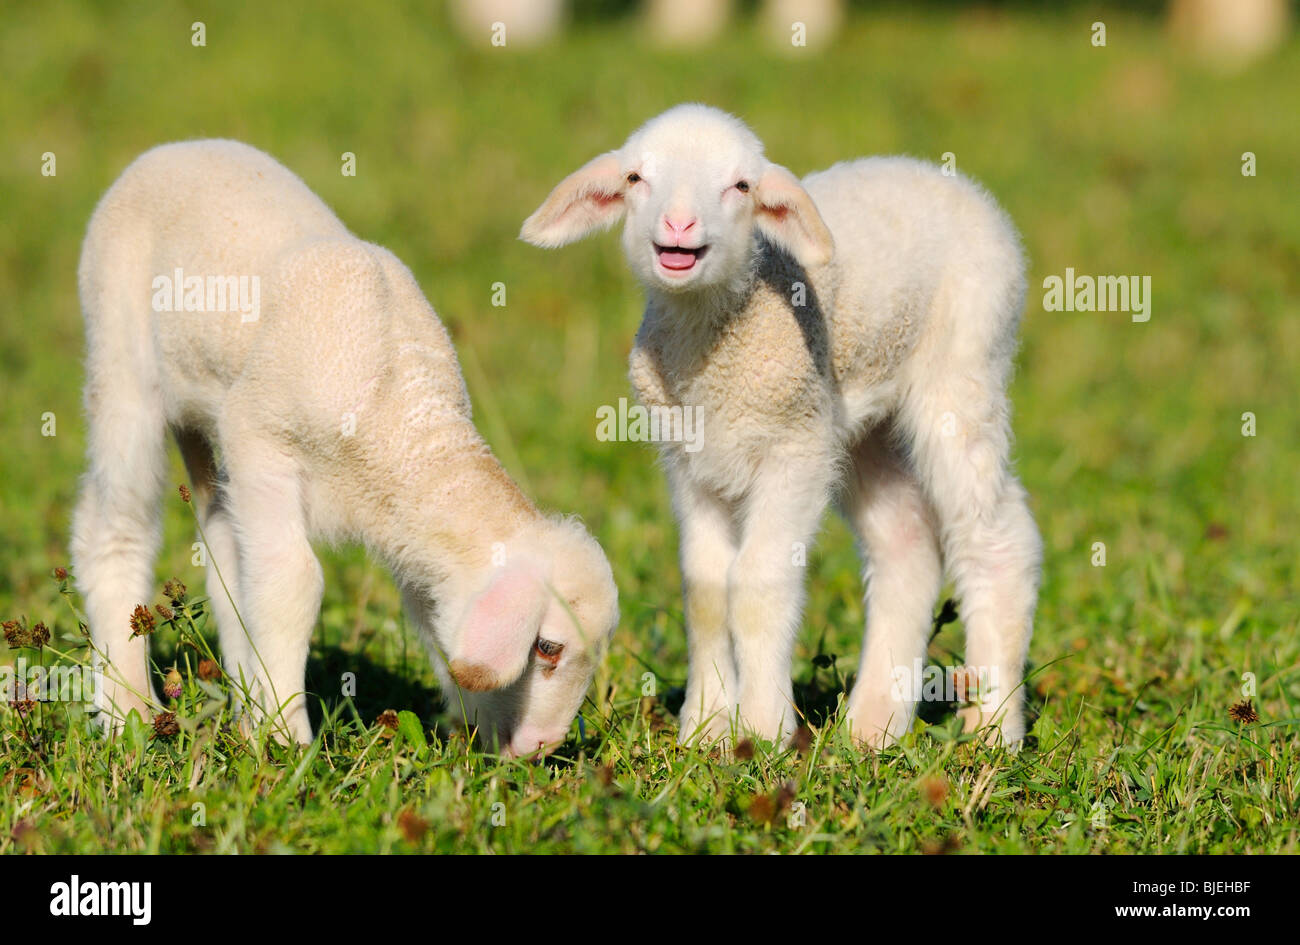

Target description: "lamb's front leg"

left=729, top=449, right=835, bottom=744
left=669, top=465, right=739, bottom=746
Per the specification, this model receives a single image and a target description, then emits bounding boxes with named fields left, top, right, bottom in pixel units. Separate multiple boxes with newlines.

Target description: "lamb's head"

left=443, top=517, right=618, bottom=758
left=521, top=104, right=834, bottom=295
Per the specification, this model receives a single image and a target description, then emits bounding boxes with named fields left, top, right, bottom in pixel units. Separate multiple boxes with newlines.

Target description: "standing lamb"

left=522, top=104, right=1041, bottom=748
left=72, top=140, right=618, bottom=757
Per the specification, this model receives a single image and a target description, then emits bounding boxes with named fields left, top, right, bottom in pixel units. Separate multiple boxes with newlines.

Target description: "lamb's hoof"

left=850, top=727, right=902, bottom=751
left=846, top=695, right=911, bottom=750
left=958, top=704, right=1024, bottom=750
left=94, top=688, right=158, bottom=736
left=678, top=710, right=733, bottom=752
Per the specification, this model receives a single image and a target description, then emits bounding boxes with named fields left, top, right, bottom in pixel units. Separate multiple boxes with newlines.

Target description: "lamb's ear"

left=753, top=164, right=834, bottom=268
left=520, top=152, right=627, bottom=248
left=448, top=560, right=548, bottom=692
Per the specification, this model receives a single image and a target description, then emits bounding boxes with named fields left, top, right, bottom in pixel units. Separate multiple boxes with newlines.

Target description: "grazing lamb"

left=71, top=140, right=619, bottom=757
left=522, top=104, right=1041, bottom=748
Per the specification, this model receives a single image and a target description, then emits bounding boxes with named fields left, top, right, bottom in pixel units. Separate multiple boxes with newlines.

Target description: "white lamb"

left=522, top=104, right=1041, bottom=748
left=71, top=140, right=619, bottom=757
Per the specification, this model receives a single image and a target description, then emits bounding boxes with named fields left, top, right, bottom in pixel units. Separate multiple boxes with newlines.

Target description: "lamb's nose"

left=663, top=215, right=697, bottom=241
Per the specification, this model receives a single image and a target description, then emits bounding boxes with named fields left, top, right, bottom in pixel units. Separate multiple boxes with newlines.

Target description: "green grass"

left=2, top=1, right=1298, bottom=853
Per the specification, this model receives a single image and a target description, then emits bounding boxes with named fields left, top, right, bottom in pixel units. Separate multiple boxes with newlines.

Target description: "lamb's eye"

left=626, top=172, right=642, bottom=185
left=535, top=638, right=564, bottom=664
left=735, top=180, right=750, bottom=193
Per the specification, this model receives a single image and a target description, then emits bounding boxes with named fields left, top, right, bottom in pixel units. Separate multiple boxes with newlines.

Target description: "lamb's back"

left=803, top=157, right=1024, bottom=422
left=80, top=141, right=351, bottom=415
left=93, top=139, right=348, bottom=271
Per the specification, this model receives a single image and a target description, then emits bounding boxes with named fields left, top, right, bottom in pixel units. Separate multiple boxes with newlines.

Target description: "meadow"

left=1, top=1, right=1297, bottom=853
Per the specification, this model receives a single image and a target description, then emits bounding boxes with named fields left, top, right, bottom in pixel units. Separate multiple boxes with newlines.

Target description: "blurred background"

left=1, top=1, right=1296, bottom=725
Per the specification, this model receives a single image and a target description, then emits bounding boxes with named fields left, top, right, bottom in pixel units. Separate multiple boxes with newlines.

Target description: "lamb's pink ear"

left=520, top=152, right=627, bottom=248
left=753, top=164, right=834, bottom=268
left=449, top=561, right=548, bottom=692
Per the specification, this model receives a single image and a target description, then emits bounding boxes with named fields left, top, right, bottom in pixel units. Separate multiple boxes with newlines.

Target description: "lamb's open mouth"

left=655, top=243, right=708, bottom=274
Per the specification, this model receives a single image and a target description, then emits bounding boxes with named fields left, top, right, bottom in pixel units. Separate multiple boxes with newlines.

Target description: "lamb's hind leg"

left=900, top=352, right=1042, bottom=746
left=71, top=373, right=168, bottom=728
left=838, top=431, right=943, bottom=748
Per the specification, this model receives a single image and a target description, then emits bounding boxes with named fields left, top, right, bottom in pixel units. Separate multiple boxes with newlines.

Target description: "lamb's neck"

left=645, top=271, right=758, bottom=332
left=363, top=426, right=540, bottom=596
